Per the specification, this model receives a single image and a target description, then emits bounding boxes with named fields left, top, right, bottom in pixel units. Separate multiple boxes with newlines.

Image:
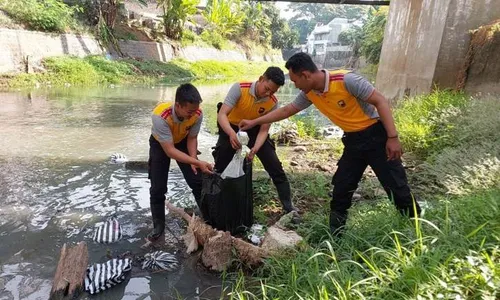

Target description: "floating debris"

left=247, top=224, right=266, bottom=245
left=142, top=251, right=178, bottom=272
left=84, top=258, right=132, bottom=295
left=110, top=153, right=128, bottom=164
left=92, top=218, right=122, bottom=244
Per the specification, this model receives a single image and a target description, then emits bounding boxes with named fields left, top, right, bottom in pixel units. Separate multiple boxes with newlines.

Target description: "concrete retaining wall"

left=0, top=28, right=283, bottom=73
left=0, top=28, right=103, bottom=73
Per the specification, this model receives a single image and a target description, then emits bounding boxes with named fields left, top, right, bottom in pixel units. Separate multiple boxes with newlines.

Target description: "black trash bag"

left=200, top=159, right=253, bottom=235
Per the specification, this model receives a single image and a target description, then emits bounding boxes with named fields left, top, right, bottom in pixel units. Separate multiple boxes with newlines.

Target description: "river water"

left=0, top=82, right=330, bottom=299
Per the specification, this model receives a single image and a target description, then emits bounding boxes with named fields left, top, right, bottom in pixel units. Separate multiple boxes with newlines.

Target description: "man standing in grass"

left=148, top=83, right=213, bottom=243
left=213, top=66, right=296, bottom=213
left=239, top=53, right=420, bottom=236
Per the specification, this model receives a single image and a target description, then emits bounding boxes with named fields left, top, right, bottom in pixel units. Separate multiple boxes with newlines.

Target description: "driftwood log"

left=166, top=202, right=268, bottom=271
left=49, top=242, right=89, bottom=300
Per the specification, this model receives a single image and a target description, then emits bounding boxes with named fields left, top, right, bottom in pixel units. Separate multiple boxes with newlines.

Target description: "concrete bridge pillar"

left=376, top=0, right=500, bottom=100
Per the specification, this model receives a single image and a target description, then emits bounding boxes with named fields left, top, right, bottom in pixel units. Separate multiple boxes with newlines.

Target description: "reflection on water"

left=0, top=81, right=323, bottom=299
left=0, top=84, right=232, bottom=300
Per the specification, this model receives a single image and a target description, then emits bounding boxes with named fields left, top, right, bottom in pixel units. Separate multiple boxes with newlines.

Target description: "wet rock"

left=261, top=225, right=303, bottom=253
left=276, top=211, right=301, bottom=229
left=293, top=146, right=307, bottom=152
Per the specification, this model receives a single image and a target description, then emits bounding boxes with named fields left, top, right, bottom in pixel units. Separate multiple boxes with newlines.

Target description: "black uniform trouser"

left=148, top=135, right=202, bottom=232
left=330, top=121, right=421, bottom=233
left=213, top=123, right=288, bottom=185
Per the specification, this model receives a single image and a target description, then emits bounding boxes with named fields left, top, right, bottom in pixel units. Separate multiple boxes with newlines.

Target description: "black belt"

left=342, top=120, right=384, bottom=139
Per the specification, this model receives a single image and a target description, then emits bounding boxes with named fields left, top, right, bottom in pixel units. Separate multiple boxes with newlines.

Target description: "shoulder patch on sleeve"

left=329, top=74, right=345, bottom=82
left=160, top=107, right=172, bottom=119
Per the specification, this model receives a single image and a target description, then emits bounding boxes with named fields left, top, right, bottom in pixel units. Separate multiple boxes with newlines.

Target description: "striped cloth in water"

left=84, top=258, right=132, bottom=295
left=142, top=251, right=179, bottom=271
left=93, top=218, right=122, bottom=244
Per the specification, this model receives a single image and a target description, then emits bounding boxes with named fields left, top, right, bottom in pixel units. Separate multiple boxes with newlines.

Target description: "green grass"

left=403, top=95, right=500, bottom=196
left=227, top=91, right=500, bottom=299
left=2, top=56, right=280, bottom=88
left=0, top=0, right=83, bottom=33
left=291, top=115, right=323, bottom=139
left=227, top=188, right=500, bottom=299
left=394, top=89, right=469, bottom=159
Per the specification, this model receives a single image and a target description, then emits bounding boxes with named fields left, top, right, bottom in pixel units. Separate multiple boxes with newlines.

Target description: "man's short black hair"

left=175, top=83, right=202, bottom=105
left=263, top=66, right=285, bottom=86
left=285, top=52, right=318, bottom=74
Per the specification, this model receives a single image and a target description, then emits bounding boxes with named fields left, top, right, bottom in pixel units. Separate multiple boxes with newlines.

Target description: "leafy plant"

left=200, top=30, right=229, bottom=50
left=261, top=3, right=298, bottom=49
left=156, top=0, right=198, bottom=40
left=359, top=6, right=389, bottom=65
left=241, top=2, right=270, bottom=44
left=202, top=0, right=245, bottom=38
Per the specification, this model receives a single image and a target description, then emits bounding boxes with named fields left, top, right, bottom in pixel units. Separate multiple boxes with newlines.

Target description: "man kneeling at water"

left=213, top=67, right=296, bottom=213
left=148, top=83, right=213, bottom=242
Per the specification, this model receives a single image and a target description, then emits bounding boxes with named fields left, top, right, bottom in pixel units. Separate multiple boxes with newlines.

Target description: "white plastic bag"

left=221, top=131, right=250, bottom=179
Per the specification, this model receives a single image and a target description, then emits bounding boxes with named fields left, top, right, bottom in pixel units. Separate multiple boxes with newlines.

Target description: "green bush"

left=173, top=59, right=273, bottom=80
left=84, top=56, right=134, bottom=83
left=180, top=29, right=201, bottom=46
left=200, top=30, right=230, bottom=50
left=42, top=56, right=100, bottom=84
left=291, top=116, right=321, bottom=139
left=0, top=0, right=79, bottom=32
left=394, top=90, right=469, bottom=158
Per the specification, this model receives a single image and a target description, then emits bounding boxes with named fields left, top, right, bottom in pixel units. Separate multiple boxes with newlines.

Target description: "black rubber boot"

left=275, top=182, right=297, bottom=213
left=329, top=210, right=347, bottom=238
left=147, top=203, right=165, bottom=241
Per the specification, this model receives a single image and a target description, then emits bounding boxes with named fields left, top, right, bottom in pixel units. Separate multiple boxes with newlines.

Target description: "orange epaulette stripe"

left=239, top=82, right=252, bottom=88
left=329, top=74, right=344, bottom=82
left=160, top=108, right=172, bottom=119
left=271, top=95, right=278, bottom=103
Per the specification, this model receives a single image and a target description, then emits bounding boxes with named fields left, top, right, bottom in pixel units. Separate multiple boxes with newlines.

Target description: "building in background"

left=305, top=18, right=363, bottom=68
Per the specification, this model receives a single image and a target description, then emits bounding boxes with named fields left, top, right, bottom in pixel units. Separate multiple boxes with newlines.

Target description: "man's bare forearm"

left=253, top=104, right=299, bottom=126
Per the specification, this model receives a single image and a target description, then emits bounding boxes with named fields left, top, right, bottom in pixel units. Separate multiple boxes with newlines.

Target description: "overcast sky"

left=275, top=1, right=295, bottom=20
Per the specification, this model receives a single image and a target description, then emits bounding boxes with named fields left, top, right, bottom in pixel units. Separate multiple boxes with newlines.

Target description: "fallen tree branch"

left=50, top=242, right=88, bottom=300
left=166, top=202, right=268, bottom=271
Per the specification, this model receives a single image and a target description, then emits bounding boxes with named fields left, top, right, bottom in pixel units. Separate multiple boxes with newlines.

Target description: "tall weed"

left=0, top=0, right=79, bottom=32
